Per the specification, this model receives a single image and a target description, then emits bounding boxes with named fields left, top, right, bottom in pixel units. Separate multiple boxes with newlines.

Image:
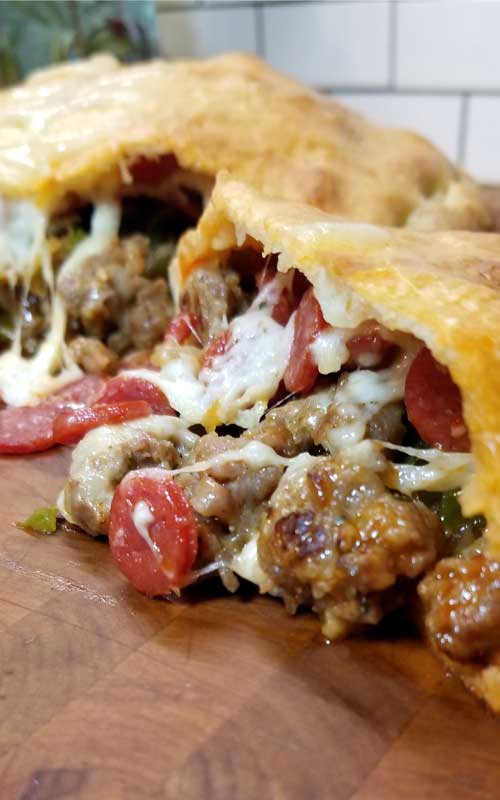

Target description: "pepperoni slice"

left=283, top=288, right=327, bottom=394
left=404, top=347, right=470, bottom=452
left=164, top=312, right=199, bottom=345
left=271, top=289, right=297, bottom=327
left=0, top=375, right=105, bottom=454
left=347, top=322, right=397, bottom=369
left=256, top=266, right=309, bottom=327
left=51, top=375, right=106, bottom=407
left=98, top=375, right=175, bottom=415
left=272, top=271, right=311, bottom=327
left=53, top=401, right=153, bottom=446
left=272, top=269, right=310, bottom=325
left=109, top=472, right=198, bottom=596
left=0, top=404, right=66, bottom=455
left=128, top=153, right=178, bottom=185
left=201, top=330, right=231, bottom=370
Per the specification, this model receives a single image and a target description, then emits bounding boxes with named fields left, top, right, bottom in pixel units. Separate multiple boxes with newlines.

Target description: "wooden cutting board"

left=1, top=449, right=500, bottom=800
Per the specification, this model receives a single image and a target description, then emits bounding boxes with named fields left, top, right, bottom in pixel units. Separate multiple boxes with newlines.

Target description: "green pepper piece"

left=19, top=506, right=58, bottom=535
left=418, top=489, right=485, bottom=555
left=0, top=310, right=14, bottom=346
left=65, top=227, right=86, bottom=252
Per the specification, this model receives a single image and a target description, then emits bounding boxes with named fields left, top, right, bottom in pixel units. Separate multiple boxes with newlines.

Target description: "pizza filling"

left=0, top=154, right=209, bottom=408
left=20, top=240, right=489, bottom=657
left=419, top=550, right=500, bottom=663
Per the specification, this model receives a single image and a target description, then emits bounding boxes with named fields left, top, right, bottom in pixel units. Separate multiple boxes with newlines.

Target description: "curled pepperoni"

left=271, top=289, right=298, bottom=327
left=53, top=401, right=153, bottom=446
left=201, top=330, right=231, bottom=370
left=283, top=288, right=327, bottom=394
left=98, top=375, right=175, bottom=415
left=128, top=153, right=179, bottom=185
left=0, top=404, right=65, bottom=454
left=109, top=472, right=198, bottom=596
left=256, top=264, right=309, bottom=327
left=347, top=322, right=397, bottom=369
left=0, top=376, right=105, bottom=454
left=164, top=312, right=199, bottom=345
left=404, top=347, right=470, bottom=452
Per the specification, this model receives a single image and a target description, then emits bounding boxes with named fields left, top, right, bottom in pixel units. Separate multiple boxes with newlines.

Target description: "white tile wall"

left=334, top=93, right=462, bottom=162
left=464, top=97, right=500, bottom=183
left=156, top=0, right=500, bottom=181
left=158, top=7, right=257, bottom=60
left=397, top=1, right=500, bottom=91
left=262, top=2, right=390, bottom=88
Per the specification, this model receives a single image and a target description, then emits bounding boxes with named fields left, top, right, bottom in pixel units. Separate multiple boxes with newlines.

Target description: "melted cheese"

left=58, top=415, right=198, bottom=528
left=132, top=500, right=161, bottom=555
left=311, top=327, right=349, bottom=375
left=229, top=536, right=267, bottom=585
left=0, top=290, right=81, bottom=405
left=382, top=442, right=474, bottom=494
left=133, top=444, right=315, bottom=589
left=55, top=201, right=120, bottom=287
left=0, top=198, right=46, bottom=286
left=128, top=275, right=295, bottom=428
left=324, top=352, right=411, bottom=452
left=336, top=438, right=473, bottom=494
left=200, top=309, right=294, bottom=428
left=309, top=271, right=371, bottom=328
left=138, top=440, right=299, bottom=481
left=132, top=500, right=156, bottom=542
left=0, top=201, right=120, bottom=405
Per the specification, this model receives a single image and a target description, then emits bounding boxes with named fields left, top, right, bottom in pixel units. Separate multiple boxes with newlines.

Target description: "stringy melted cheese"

left=54, top=232, right=475, bottom=589
left=382, top=442, right=474, bottom=494
left=128, top=275, right=295, bottom=428
left=0, top=198, right=46, bottom=286
left=230, top=536, right=267, bottom=585
left=0, top=201, right=120, bottom=405
left=155, top=436, right=472, bottom=587
left=130, top=446, right=316, bottom=588
left=324, top=353, right=411, bottom=452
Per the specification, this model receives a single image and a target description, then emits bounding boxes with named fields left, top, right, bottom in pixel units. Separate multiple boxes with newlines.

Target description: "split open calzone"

left=0, top=56, right=498, bottom=712
left=54, top=175, right=500, bottom=712
left=0, top=52, right=489, bottom=411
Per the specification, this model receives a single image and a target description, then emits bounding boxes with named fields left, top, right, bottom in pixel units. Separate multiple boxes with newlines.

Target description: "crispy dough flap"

left=0, top=53, right=488, bottom=229
left=174, top=174, right=500, bottom=558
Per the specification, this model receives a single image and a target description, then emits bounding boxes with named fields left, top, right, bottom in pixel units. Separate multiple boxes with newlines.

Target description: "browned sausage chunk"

left=58, top=235, right=173, bottom=357
left=259, top=456, right=441, bottom=636
left=419, top=553, right=500, bottom=662
left=180, top=432, right=283, bottom=526
left=181, top=267, right=244, bottom=345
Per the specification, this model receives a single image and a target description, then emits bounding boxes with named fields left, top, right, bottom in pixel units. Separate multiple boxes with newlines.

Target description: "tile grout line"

left=254, top=2, right=266, bottom=59
left=321, top=86, right=500, bottom=97
left=156, top=1, right=388, bottom=11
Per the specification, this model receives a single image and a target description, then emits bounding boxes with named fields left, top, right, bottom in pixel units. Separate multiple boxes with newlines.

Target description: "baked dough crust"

left=173, top=174, right=500, bottom=707
left=0, top=53, right=489, bottom=229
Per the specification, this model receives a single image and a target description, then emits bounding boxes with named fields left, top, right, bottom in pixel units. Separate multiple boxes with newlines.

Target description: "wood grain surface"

left=0, top=449, right=499, bottom=800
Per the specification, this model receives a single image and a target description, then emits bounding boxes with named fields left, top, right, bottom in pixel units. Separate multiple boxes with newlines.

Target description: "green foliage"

left=0, top=1, right=157, bottom=87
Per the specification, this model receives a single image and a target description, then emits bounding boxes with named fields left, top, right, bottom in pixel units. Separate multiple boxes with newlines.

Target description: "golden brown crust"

left=0, top=53, right=489, bottom=229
